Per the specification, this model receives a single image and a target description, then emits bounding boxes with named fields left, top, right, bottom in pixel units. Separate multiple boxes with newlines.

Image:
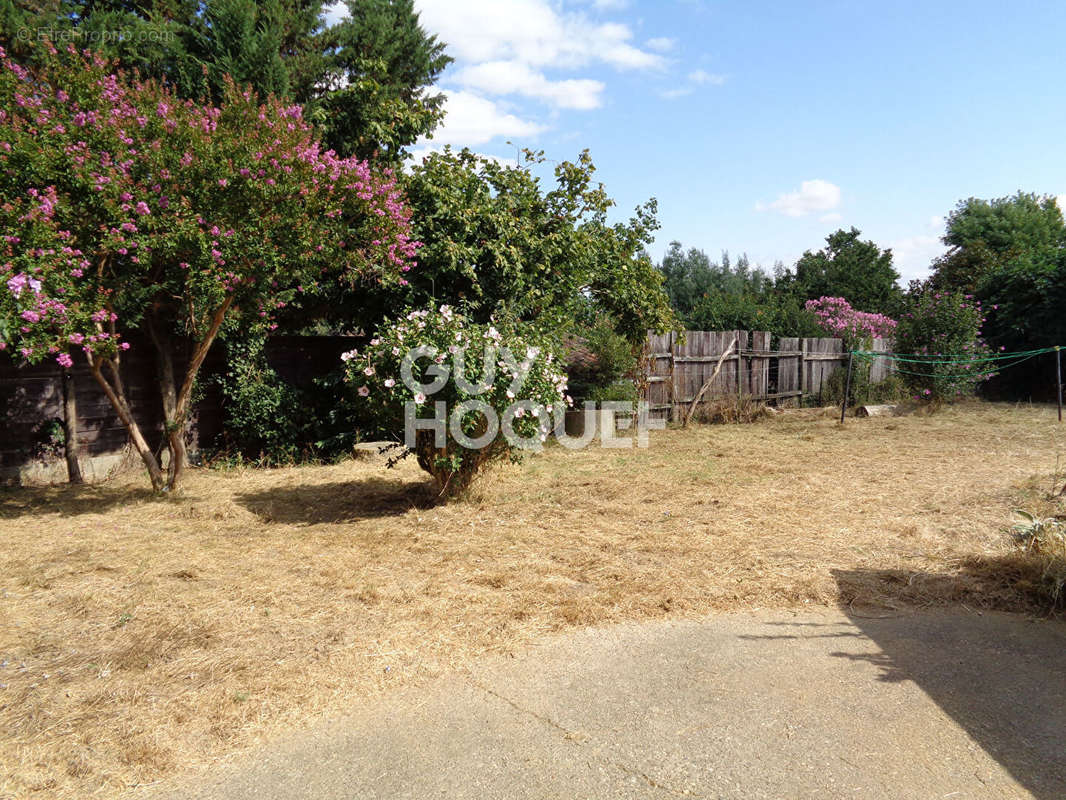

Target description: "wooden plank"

left=777, top=337, right=799, bottom=408
left=751, top=331, right=770, bottom=399
left=641, top=330, right=873, bottom=418
left=857, top=404, right=897, bottom=417
left=683, top=336, right=737, bottom=426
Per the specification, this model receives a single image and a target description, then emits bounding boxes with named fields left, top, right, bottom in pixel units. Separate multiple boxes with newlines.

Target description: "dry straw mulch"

left=0, top=402, right=1062, bottom=797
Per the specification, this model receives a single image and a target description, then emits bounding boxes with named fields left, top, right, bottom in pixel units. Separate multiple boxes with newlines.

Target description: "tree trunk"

left=89, top=358, right=165, bottom=491
left=60, top=367, right=84, bottom=484
left=147, top=315, right=184, bottom=489
left=162, top=297, right=233, bottom=492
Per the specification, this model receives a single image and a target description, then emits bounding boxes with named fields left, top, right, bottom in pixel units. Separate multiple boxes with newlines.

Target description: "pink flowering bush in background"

left=804, top=296, right=897, bottom=350
left=343, top=304, right=568, bottom=498
left=893, top=286, right=995, bottom=401
left=0, top=41, right=417, bottom=490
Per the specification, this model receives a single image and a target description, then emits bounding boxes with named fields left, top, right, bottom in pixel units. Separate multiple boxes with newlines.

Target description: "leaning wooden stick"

left=684, top=337, right=738, bottom=428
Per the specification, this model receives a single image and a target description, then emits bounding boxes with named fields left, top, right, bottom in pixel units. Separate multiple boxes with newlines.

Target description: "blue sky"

left=331, top=1, right=1066, bottom=283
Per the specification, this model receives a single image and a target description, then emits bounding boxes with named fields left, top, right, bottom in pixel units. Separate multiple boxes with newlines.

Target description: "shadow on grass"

left=235, top=476, right=437, bottom=525
left=0, top=483, right=159, bottom=519
left=831, top=567, right=1066, bottom=799
left=833, top=554, right=1064, bottom=613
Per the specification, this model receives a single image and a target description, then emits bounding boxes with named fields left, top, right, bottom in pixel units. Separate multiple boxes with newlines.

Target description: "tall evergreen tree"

left=0, top=0, right=450, bottom=161
left=315, top=0, right=450, bottom=161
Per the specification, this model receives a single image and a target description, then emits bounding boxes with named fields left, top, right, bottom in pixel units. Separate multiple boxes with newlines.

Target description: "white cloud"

left=688, top=69, right=726, bottom=86
left=452, top=61, right=605, bottom=109
left=1056, top=194, right=1066, bottom=212
left=890, top=235, right=944, bottom=283
left=425, top=90, right=546, bottom=147
left=414, top=0, right=663, bottom=70
left=660, top=87, right=694, bottom=100
left=645, top=37, right=677, bottom=53
left=890, top=217, right=948, bottom=283
left=659, top=67, right=726, bottom=99
left=819, top=212, right=843, bottom=223
left=757, top=179, right=842, bottom=217
left=325, top=2, right=678, bottom=151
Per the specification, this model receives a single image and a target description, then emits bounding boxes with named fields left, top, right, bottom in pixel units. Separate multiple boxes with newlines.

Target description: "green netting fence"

left=851, top=346, right=1058, bottom=380
left=839, top=346, right=1063, bottom=422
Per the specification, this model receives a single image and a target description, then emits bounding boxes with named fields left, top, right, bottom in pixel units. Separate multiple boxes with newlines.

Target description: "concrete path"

left=145, top=608, right=1066, bottom=800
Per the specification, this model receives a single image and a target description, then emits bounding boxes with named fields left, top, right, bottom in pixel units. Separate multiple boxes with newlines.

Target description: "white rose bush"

left=343, top=304, right=572, bottom=497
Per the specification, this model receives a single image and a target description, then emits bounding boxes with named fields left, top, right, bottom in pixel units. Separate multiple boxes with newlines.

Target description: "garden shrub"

left=565, top=313, right=638, bottom=405
left=343, top=304, right=569, bottom=498
left=587, top=380, right=639, bottom=404
left=211, top=330, right=315, bottom=465
left=894, top=287, right=994, bottom=401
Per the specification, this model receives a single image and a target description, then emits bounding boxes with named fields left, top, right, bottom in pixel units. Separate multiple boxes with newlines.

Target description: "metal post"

left=1057, top=346, right=1062, bottom=423
left=840, top=352, right=854, bottom=424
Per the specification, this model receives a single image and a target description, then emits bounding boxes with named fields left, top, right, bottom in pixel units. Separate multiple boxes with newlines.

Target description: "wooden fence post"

left=840, top=352, right=854, bottom=424
left=669, top=331, right=678, bottom=423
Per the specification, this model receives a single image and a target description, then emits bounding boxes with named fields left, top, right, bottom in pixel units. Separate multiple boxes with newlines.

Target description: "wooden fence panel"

left=1, top=334, right=360, bottom=479
left=777, top=337, right=800, bottom=406
left=802, top=337, right=844, bottom=397
left=643, top=330, right=893, bottom=420
left=749, top=331, right=771, bottom=400
left=869, top=338, right=895, bottom=383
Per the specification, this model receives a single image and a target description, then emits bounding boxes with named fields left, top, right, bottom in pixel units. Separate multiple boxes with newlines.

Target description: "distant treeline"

left=657, top=193, right=1066, bottom=399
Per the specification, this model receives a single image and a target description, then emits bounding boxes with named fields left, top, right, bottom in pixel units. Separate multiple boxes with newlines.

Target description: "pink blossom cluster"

left=0, top=42, right=419, bottom=367
left=804, top=297, right=897, bottom=344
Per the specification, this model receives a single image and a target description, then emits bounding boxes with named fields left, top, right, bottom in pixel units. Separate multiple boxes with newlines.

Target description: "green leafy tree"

left=687, top=291, right=822, bottom=337
left=658, top=242, right=715, bottom=319
left=395, top=147, right=675, bottom=345
left=787, top=227, right=902, bottom=315
left=931, top=192, right=1066, bottom=293
left=658, top=242, right=819, bottom=335
left=928, top=193, right=1066, bottom=396
left=1, top=0, right=296, bottom=99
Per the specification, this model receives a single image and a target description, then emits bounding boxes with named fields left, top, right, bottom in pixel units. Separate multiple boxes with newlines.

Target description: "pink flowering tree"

left=0, top=43, right=418, bottom=491
left=804, top=296, right=898, bottom=350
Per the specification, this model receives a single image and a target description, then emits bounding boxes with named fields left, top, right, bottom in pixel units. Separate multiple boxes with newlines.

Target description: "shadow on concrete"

left=236, top=477, right=436, bottom=525
left=830, top=568, right=1066, bottom=799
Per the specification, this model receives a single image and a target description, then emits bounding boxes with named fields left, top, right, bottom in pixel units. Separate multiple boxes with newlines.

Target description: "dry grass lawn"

left=1, top=402, right=1063, bottom=797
